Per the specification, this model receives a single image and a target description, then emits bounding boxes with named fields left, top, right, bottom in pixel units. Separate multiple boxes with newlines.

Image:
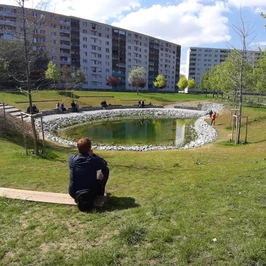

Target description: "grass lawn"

left=1, top=91, right=266, bottom=265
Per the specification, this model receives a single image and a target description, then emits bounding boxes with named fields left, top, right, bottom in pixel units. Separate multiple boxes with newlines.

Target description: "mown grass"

left=0, top=89, right=212, bottom=112
left=1, top=91, right=266, bottom=265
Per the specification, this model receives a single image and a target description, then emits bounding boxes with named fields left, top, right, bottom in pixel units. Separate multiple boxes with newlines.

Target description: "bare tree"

left=0, top=0, right=50, bottom=155
left=227, top=11, right=256, bottom=144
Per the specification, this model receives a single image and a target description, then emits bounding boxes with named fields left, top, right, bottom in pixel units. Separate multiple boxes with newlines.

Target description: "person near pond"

left=211, top=112, right=217, bottom=125
left=61, top=103, right=66, bottom=111
left=68, top=137, right=110, bottom=207
left=101, top=100, right=108, bottom=109
left=26, top=104, right=39, bottom=114
left=71, top=100, right=79, bottom=112
left=56, top=102, right=62, bottom=112
left=208, top=109, right=213, bottom=118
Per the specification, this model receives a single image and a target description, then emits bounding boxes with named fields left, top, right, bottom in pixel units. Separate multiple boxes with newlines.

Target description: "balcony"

left=60, top=52, right=70, bottom=56
left=0, top=20, right=16, bottom=26
left=0, top=11, right=16, bottom=17
left=60, top=21, right=70, bottom=26
left=60, top=60, right=71, bottom=65
left=60, top=44, right=71, bottom=49
left=60, top=36, right=70, bottom=41
left=60, top=29, right=70, bottom=34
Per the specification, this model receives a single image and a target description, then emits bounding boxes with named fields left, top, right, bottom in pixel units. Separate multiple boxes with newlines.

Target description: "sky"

left=2, top=0, right=266, bottom=74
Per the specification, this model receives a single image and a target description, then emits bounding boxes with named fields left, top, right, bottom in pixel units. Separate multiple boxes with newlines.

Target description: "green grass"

left=0, top=89, right=212, bottom=112
left=1, top=91, right=266, bottom=265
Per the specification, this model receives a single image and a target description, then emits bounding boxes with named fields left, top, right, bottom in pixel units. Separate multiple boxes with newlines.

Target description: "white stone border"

left=35, top=104, right=224, bottom=151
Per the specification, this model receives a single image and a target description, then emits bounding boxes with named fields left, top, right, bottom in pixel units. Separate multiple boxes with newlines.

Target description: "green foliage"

left=200, top=72, right=211, bottom=91
left=128, top=66, right=146, bottom=92
left=75, top=68, right=86, bottom=84
left=153, top=74, right=166, bottom=89
left=45, top=61, right=60, bottom=81
left=61, top=66, right=86, bottom=90
left=187, top=78, right=196, bottom=89
left=253, top=51, right=266, bottom=94
left=177, top=75, right=188, bottom=90
left=204, top=50, right=255, bottom=94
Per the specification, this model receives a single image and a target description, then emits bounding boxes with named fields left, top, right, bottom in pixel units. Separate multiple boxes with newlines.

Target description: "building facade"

left=0, top=4, right=181, bottom=91
left=186, top=47, right=261, bottom=91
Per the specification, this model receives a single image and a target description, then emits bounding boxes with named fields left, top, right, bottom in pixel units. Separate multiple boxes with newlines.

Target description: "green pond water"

left=59, top=118, right=196, bottom=146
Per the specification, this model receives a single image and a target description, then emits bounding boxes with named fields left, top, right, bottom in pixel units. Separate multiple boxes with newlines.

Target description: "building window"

left=83, top=37, right=87, bottom=41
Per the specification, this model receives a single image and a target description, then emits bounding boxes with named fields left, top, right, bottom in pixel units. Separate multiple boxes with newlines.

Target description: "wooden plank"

left=0, top=188, right=107, bottom=207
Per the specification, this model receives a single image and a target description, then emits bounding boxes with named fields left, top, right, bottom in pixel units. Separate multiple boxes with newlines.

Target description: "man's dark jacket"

left=68, top=153, right=107, bottom=199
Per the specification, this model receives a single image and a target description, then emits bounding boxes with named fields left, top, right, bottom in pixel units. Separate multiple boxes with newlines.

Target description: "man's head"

left=77, top=137, right=92, bottom=153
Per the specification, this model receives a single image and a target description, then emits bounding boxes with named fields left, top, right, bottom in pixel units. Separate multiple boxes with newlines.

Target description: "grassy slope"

left=1, top=91, right=266, bottom=265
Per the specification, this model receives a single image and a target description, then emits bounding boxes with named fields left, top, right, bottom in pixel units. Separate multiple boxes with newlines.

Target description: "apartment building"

left=0, top=4, right=181, bottom=91
left=186, top=47, right=261, bottom=91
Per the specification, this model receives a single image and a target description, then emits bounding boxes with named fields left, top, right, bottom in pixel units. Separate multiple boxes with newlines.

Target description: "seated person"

left=26, top=104, right=39, bottom=114
left=68, top=137, right=109, bottom=204
left=71, top=101, right=79, bottom=112
left=60, top=103, right=66, bottom=111
left=101, top=100, right=108, bottom=109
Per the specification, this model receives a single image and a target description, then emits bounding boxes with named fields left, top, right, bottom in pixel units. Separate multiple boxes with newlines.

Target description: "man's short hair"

left=77, top=137, right=91, bottom=153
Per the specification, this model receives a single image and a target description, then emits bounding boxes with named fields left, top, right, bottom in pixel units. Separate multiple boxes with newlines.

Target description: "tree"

left=106, top=76, right=122, bottom=89
left=128, top=66, right=146, bottom=93
left=0, top=0, right=52, bottom=155
left=153, top=75, right=166, bottom=89
left=187, top=79, right=196, bottom=90
left=177, top=75, right=188, bottom=91
left=61, top=66, right=85, bottom=89
left=61, top=66, right=86, bottom=99
left=253, top=51, right=266, bottom=95
left=45, top=61, right=60, bottom=87
left=200, top=72, right=211, bottom=96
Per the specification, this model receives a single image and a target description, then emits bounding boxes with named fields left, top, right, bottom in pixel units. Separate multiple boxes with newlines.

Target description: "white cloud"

left=112, top=1, right=231, bottom=47
left=227, top=0, right=266, bottom=11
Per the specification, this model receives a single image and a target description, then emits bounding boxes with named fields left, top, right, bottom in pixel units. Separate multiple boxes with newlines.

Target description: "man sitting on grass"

left=68, top=137, right=109, bottom=210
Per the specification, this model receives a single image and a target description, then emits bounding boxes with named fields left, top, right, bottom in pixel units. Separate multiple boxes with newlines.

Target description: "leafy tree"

left=128, top=66, right=146, bottom=93
left=75, top=68, right=86, bottom=86
left=253, top=51, right=266, bottom=94
left=61, top=66, right=85, bottom=88
left=200, top=72, right=211, bottom=96
left=177, top=75, right=188, bottom=90
left=0, top=0, right=52, bottom=154
left=153, top=75, right=166, bottom=89
left=132, top=78, right=146, bottom=91
left=61, top=66, right=86, bottom=99
left=106, top=76, right=122, bottom=89
left=187, top=79, right=196, bottom=90
left=45, top=61, right=60, bottom=87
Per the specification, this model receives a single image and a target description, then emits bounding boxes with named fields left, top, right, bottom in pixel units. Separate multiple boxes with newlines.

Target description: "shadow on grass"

left=98, top=194, right=140, bottom=212
left=57, top=91, right=80, bottom=99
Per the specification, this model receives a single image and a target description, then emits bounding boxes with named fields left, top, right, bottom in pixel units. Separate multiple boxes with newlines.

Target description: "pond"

left=59, top=118, right=196, bottom=147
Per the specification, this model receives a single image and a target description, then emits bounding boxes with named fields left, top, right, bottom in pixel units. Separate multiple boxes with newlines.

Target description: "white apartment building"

left=186, top=47, right=261, bottom=91
left=0, top=4, right=181, bottom=91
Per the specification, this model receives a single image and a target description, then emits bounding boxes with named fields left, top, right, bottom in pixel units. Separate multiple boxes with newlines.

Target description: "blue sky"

left=2, top=0, right=266, bottom=73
